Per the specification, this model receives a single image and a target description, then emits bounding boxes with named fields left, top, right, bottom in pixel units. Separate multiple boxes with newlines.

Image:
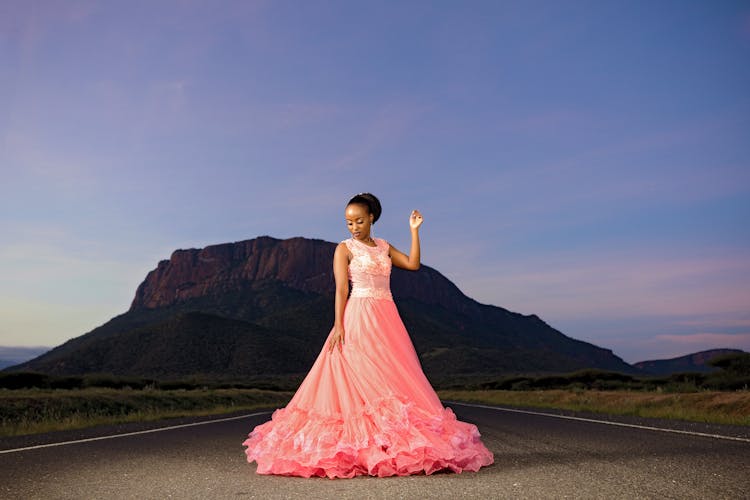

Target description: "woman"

left=242, top=193, right=494, bottom=478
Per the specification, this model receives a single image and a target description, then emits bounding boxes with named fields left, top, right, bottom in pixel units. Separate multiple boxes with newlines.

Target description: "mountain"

left=633, top=348, right=746, bottom=375
left=7, top=236, right=635, bottom=379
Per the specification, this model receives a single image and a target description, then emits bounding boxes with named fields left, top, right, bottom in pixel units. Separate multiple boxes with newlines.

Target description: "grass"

left=2, top=387, right=748, bottom=438
left=437, top=388, right=750, bottom=426
left=0, top=387, right=293, bottom=437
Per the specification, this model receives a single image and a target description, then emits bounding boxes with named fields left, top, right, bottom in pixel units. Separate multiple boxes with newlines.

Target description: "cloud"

left=0, top=0, right=94, bottom=48
left=497, top=108, right=599, bottom=135
left=1, top=132, right=99, bottom=194
left=653, top=332, right=750, bottom=347
left=0, top=296, right=109, bottom=346
left=739, top=10, right=750, bottom=41
left=328, top=100, right=433, bottom=172
left=477, top=110, right=750, bottom=226
left=623, top=331, right=750, bottom=363
left=672, top=316, right=750, bottom=330
left=0, top=222, right=171, bottom=347
left=601, top=331, right=750, bottom=364
left=459, top=248, right=750, bottom=320
left=149, top=80, right=189, bottom=114
left=270, top=101, right=341, bottom=131
left=0, top=221, right=161, bottom=297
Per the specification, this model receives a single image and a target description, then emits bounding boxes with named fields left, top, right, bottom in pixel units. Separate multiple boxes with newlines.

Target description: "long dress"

left=242, top=236, right=494, bottom=479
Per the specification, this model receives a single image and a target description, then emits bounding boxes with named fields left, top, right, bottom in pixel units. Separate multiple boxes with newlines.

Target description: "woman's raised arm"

left=389, top=209, right=423, bottom=271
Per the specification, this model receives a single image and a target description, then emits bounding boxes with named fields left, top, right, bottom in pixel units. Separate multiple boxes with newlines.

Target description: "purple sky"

left=1, top=1, right=749, bottom=364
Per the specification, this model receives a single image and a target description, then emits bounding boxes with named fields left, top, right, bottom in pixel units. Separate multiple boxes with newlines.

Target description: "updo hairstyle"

left=347, top=193, right=382, bottom=224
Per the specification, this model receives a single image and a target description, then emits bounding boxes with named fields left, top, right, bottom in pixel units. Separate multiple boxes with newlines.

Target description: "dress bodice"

left=343, top=237, right=392, bottom=300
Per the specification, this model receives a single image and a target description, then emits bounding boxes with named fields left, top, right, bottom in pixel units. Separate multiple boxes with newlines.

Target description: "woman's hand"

left=328, top=325, right=345, bottom=353
left=389, top=209, right=423, bottom=270
left=409, top=209, right=424, bottom=230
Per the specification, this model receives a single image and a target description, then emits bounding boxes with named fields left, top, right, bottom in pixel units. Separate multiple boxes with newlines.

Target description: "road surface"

left=1, top=402, right=748, bottom=499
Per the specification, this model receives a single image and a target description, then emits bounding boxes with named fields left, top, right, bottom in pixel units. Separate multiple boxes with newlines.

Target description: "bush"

left=51, top=376, right=84, bottom=390
left=158, top=380, right=201, bottom=390
left=82, top=375, right=149, bottom=390
left=668, top=372, right=707, bottom=386
left=0, top=372, right=51, bottom=389
left=478, top=376, right=531, bottom=390
left=708, top=352, right=750, bottom=375
left=528, top=370, right=637, bottom=390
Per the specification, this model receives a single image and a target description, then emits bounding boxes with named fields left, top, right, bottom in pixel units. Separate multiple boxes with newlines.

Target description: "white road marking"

left=444, top=400, right=750, bottom=443
left=3, top=400, right=748, bottom=455
left=0, top=410, right=273, bottom=454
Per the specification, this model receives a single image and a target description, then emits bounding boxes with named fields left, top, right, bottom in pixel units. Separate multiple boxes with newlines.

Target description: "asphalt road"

left=1, top=402, right=748, bottom=499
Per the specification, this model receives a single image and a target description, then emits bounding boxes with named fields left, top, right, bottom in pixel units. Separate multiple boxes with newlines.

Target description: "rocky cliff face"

left=131, top=236, right=473, bottom=314
left=131, top=236, right=336, bottom=310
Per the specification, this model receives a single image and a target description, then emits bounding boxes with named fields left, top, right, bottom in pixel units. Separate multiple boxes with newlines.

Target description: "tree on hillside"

left=708, top=352, right=750, bottom=375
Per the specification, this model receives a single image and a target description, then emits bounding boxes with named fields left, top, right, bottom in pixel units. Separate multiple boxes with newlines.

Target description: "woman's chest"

left=348, top=248, right=392, bottom=276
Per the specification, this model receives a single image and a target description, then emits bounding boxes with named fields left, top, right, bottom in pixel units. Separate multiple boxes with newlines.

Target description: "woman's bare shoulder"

left=336, top=240, right=353, bottom=258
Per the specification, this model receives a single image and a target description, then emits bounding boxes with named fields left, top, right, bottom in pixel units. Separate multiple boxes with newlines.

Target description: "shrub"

left=708, top=352, right=750, bottom=375
left=0, top=372, right=51, bottom=389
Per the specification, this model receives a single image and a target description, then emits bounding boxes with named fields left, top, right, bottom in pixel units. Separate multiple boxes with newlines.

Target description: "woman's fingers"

left=409, top=209, right=424, bottom=228
left=328, top=333, right=344, bottom=353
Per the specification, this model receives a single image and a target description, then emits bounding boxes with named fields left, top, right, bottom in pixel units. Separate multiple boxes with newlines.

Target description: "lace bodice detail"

left=343, top=237, right=393, bottom=300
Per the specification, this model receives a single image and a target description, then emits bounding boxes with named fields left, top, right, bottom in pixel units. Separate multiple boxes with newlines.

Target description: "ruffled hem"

left=242, top=394, right=494, bottom=479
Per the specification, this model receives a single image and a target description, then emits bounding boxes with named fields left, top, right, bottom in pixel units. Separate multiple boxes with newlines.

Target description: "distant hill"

left=633, top=348, right=746, bottom=375
left=6, top=236, right=635, bottom=380
left=0, top=346, right=51, bottom=369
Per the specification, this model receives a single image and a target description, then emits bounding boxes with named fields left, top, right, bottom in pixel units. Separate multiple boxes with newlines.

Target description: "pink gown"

left=242, top=236, right=494, bottom=478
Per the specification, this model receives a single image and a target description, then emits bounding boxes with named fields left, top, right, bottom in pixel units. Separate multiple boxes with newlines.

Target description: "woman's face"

left=345, top=203, right=373, bottom=241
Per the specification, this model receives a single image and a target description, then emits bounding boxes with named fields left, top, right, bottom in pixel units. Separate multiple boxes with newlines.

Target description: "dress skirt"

left=242, top=296, right=494, bottom=479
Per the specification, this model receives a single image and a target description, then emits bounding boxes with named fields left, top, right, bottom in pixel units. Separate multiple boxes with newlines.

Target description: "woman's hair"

left=347, top=192, right=382, bottom=224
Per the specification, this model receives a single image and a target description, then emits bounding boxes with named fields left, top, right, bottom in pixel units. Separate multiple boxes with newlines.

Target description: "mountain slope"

left=8, top=236, right=635, bottom=378
left=28, top=311, right=312, bottom=378
left=633, top=348, right=746, bottom=375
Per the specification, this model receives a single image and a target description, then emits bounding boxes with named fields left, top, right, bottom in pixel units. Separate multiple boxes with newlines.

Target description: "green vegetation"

left=437, top=389, right=750, bottom=426
left=1, top=354, right=747, bottom=437
left=437, top=353, right=750, bottom=392
left=0, top=387, right=292, bottom=437
left=0, top=371, right=304, bottom=391
left=434, top=354, right=750, bottom=427
left=3, top=353, right=747, bottom=394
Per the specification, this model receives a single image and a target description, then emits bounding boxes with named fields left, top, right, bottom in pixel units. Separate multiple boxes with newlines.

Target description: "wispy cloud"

left=627, top=332, right=750, bottom=363
left=0, top=224, right=171, bottom=346
left=270, top=101, right=341, bottom=131
left=739, top=9, right=750, bottom=41
left=672, top=316, right=750, bottom=330
left=0, top=0, right=94, bottom=49
left=475, top=110, right=750, bottom=229
left=2, top=131, right=100, bottom=195
left=446, top=247, right=750, bottom=363
left=603, top=332, right=750, bottom=364
left=0, top=296, right=103, bottom=344
left=329, top=100, right=433, bottom=172
left=149, top=80, right=190, bottom=114
left=653, top=332, right=750, bottom=347
left=452, top=248, right=750, bottom=321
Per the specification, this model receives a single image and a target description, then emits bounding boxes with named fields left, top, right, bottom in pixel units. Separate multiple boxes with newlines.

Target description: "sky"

left=1, top=0, right=749, bottom=364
